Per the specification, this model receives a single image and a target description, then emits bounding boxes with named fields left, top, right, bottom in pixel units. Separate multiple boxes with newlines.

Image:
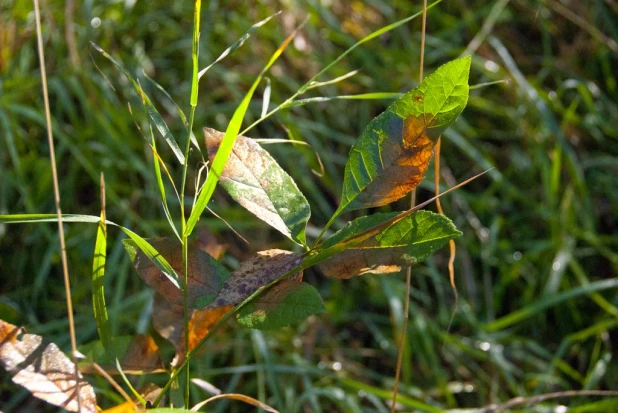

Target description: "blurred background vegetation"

left=1, top=0, right=618, bottom=411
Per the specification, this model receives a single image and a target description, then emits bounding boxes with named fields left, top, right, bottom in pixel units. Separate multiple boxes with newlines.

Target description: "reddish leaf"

left=205, top=249, right=303, bottom=309
left=123, top=237, right=229, bottom=309
left=0, top=319, right=97, bottom=412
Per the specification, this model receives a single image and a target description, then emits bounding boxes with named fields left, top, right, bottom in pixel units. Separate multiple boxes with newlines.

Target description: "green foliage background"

left=1, top=0, right=617, bottom=411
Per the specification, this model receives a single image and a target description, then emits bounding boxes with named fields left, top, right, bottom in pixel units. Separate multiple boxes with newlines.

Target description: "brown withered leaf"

left=152, top=294, right=231, bottom=366
left=195, top=227, right=226, bottom=260
left=119, top=335, right=165, bottom=374
left=124, top=237, right=229, bottom=309
left=0, top=319, right=96, bottom=412
left=205, top=249, right=303, bottom=309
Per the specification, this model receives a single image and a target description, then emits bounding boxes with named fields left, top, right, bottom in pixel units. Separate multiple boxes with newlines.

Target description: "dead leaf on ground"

left=0, top=319, right=97, bottom=412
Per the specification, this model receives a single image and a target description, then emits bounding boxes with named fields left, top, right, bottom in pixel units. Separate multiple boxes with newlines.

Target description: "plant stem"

left=33, top=0, right=81, bottom=410
left=391, top=1, right=428, bottom=411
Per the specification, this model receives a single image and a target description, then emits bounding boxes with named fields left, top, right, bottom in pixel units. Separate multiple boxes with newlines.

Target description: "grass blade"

left=0, top=213, right=182, bottom=291
left=185, top=23, right=302, bottom=237
left=92, top=175, right=111, bottom=353
left=197, top=12, right=281, bottom=80
left=90, top=42, right=185, bottom=164
left=485, top=279, right=618, bottom=331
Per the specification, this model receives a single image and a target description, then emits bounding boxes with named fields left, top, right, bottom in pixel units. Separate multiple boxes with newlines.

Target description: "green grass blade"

left=150, top=129, right=181, bottom=241
left=185, top=23, right=300, bottom=237
left=0, top=213, right=182, bottom=290
left=92, top=212, right=111, bottom=352
left=115, top=358, right=146, bottom=406
left=90, top=42, right=185, bottom=164
left=485, top=279, right=618, bottom=331
left=197, top=11, right=281, bottom=80
left=287, top=93, right=402, bottom=106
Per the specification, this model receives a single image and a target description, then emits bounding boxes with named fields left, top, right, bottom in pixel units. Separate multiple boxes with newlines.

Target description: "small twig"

left=476, top=390, right=618, bottom=412
left=33, top=0, right=81, bottom=410
left=391, top=1, right=427, bottom=411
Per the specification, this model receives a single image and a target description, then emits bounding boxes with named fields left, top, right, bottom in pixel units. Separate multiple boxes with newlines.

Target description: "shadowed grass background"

left=1, top=0, right=617, bottom=411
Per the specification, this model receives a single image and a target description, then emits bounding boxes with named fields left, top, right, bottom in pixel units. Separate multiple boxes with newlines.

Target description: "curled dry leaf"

left=123, top=237, right=229, bottom=309
left=205, top=128, right=311, bottom=245
left=0, top=319, right=96, bottom=412
left=152, top=295, right=231, bottom=366
left=205, top=249, right=303, bottom=309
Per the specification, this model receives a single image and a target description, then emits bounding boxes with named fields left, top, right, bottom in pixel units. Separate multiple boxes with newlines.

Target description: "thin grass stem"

left=33, top=0, right=81, bottom=410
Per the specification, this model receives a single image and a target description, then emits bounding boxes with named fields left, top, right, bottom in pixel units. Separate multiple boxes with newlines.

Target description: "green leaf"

left=204, top=128, right=311, bottom=246
left=319, top=210, right=461, bottom=279
left=92, top=213, right=111, bottom=353
left=236, top=281, right=325, bottom=329
left=334, top=57, right=471, bottom=218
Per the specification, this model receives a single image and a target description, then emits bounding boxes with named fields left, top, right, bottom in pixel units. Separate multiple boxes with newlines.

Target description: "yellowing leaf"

left=205, top=249, right=303, bottom=309
left=0, top=319, right=96, bottom=412
left=205, top=128, right=311, bottom=245
left=123, top=237, right=229, bottom=309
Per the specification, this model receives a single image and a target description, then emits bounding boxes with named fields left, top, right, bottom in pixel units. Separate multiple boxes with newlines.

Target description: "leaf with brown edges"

left=332, top=57, right=471, bottom=220
left=152, top=295, right=231, bottom=366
